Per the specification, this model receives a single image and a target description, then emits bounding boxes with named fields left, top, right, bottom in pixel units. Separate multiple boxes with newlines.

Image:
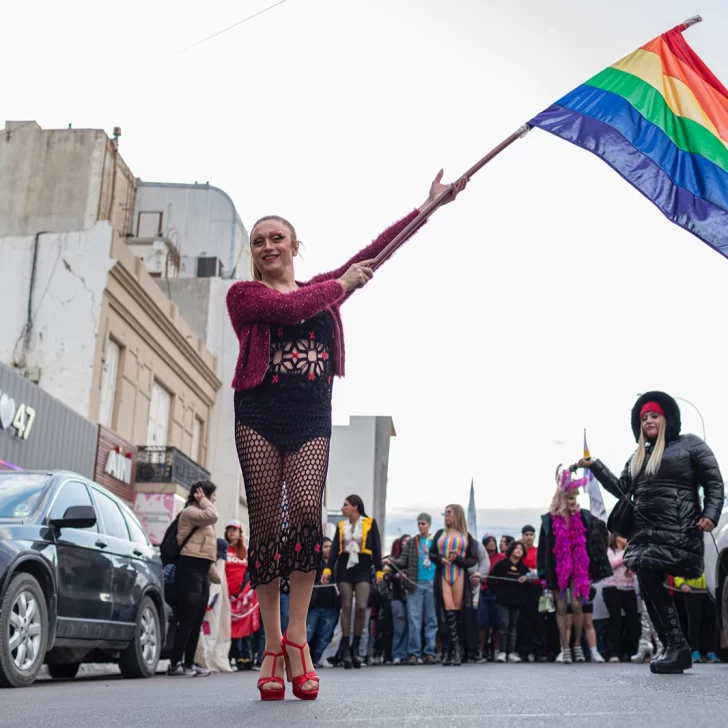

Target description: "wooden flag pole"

left=371, top=123, right=532, bottom=270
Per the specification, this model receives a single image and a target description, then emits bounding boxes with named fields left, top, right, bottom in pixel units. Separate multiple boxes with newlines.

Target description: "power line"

left=166, top=0, right=290, bottom=60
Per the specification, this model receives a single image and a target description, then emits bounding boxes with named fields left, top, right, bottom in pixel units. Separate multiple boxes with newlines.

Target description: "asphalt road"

left=7, top=662, right=728, bottom=727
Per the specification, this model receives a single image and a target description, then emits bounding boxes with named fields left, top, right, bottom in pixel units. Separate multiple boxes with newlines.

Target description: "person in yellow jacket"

left=674, top=574, right=720, bottom=663
left=321, top=495, right=383, bottom=668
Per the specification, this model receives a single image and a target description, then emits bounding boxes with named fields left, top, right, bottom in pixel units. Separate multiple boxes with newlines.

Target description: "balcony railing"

left=135, top=446, right=210, bottom=491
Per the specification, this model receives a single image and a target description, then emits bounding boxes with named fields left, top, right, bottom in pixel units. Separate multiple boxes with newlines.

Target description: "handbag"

left=607, top=493, right=634, bottom=539
left=538, top=591, right=555, bottom=614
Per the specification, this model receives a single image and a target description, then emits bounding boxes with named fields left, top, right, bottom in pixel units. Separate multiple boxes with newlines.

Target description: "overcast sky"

left=5, top=0, right=728, bottom=515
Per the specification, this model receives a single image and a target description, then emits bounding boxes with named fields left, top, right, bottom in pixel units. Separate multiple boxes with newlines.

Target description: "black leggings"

left=637, top=569, right=684, bottom=643
left=172, top=557, right=211, bottom=667
left=684, top=594, right=717, bottom=654
left=602, top=587, right=640, bottom=659
left=339, top=582, right=370, bottom=638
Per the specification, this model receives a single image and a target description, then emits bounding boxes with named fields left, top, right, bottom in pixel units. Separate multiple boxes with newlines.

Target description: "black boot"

left=445, top=611, right=461, bottom=667
left=644, top=600, right=668, bottom=673
left=653, top=634, right=692, bottom=674
left=342, top=638, right=353, bottom=670
left=653, top=603, right=691, bottom=674
left=442, top=631, right=452, bottom=666
left=351, top=636, right=362, bottom=669
left=649, top=635, right=668, bottom=672
left=452, top=611, right=463, bottom=666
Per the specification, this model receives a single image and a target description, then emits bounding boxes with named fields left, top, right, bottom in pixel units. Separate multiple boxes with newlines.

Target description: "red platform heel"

left=257, top=651, right=285, bottom=701
left=282, top=633, right=320, bottom=701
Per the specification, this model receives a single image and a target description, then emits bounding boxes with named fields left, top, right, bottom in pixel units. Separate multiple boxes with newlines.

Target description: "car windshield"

left=0, top=473, right=51, bottom=519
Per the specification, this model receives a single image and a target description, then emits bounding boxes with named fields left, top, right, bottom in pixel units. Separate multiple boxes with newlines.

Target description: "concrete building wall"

left=0, top=220, right=220, bottom=469
left=125, top=239, right=179, bottom=279
left=0, top=223, right=113, bottom=418
left=0, top=121, right=135, bottom=239
left=372, top=417, right=395, bottom=539
left=133, top=182, right=250, bottom=278
left=326, top=416, right=396, bottom=535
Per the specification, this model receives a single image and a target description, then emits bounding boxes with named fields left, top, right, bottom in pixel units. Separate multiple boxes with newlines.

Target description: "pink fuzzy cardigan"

left=226, top=209, right=421, bottom=391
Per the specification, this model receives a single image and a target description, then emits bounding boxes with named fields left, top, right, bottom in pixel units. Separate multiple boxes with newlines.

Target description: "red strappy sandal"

left=257, top=650, right=285, bottom=701
left=281, top=633, right=320, bottom=701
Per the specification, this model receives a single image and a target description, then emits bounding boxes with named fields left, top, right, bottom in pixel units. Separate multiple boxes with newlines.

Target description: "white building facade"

left=326, top=416, right=396, bottom=538
left=133, top=182, right=251, bottom=280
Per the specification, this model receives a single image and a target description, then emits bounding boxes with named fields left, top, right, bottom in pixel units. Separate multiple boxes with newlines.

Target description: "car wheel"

left=118, top=596, right=161, bottom=679
left=0, top=572, right=48, bottom=688
left=47, top=663, right=80, bottom=680
left=722, top=577, right=728, bottom=636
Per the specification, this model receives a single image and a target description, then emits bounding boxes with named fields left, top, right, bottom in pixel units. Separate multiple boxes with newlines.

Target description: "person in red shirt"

left=225, top=520, right=260, bottom=671
left=521, top=526, right=538, bottom=571
left=516, top=525, right=546, bottom=661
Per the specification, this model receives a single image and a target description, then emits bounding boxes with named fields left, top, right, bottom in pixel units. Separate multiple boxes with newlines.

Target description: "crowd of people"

left=158, top=162, right=725, bottom=700
left=163, top=484, right=723, bottom=679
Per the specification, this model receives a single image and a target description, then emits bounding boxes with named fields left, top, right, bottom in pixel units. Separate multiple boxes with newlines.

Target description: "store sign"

left=94, top=427, right=136, bottom=502
left=0, top=391, right=36, bottom=440
left=105, top=447, right=133, bottom=484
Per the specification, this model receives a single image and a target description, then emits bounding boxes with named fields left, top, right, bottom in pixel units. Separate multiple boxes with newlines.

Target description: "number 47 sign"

left=0, top=391, right=36, bottom=440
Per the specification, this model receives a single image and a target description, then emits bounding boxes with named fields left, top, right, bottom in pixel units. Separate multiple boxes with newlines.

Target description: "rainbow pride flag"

left=530, top=20, right=728, bottom=256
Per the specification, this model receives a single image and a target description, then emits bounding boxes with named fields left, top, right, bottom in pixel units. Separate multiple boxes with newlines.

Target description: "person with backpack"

left=167, top=480, right=219, bottom=677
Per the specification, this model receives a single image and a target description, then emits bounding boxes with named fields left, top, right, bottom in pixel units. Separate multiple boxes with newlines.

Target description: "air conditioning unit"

left=196, top=257, right=223, bottom=278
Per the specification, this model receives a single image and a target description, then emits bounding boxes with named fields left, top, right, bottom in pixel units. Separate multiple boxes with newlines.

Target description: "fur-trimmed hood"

left=630, top=391, right=681, bottom=442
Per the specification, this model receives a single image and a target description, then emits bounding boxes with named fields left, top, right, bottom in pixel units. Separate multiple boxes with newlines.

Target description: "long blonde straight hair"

left=549, top=487, right=572, bottom=517
left=630, top=416, right=667, bottom=479
left=445, top=503, right=469, bottom=536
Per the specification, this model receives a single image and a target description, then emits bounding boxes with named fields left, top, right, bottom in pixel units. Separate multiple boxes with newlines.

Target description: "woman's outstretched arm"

left=306, top=170, right=467, bottom=286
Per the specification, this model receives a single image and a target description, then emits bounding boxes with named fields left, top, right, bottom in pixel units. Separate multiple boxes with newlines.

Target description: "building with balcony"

left=0, top=120, right=221, bottom=541
left=132, top=181, right=250, bottom=280
left=124, top=179, right=253, bottom=534
left=156, top=277, right=249, bottom=534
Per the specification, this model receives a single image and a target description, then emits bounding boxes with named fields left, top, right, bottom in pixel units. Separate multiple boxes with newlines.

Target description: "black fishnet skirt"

left=235, top=423, right=329, bottom=592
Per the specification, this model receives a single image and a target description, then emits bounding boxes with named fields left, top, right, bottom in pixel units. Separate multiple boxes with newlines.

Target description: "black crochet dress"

left=234, top=310, right=334, bottom=590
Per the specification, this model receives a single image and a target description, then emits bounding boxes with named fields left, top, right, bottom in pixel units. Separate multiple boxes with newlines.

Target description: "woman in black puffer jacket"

left=577, top=391, right=724, bottom=675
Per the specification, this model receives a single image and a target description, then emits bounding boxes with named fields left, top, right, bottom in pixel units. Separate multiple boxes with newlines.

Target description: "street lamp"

left=636, top=393, right=706, bottom=442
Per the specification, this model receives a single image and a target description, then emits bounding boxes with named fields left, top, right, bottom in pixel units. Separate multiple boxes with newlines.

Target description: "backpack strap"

left=179, top=524, right=199, bottom=553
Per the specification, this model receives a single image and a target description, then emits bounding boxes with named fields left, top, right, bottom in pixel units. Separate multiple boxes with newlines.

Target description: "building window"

left=147, top=381, right=171, bottom=447
left=191, top=417, right=203, bottom=463
left=99, top=339, right=120, bottom=428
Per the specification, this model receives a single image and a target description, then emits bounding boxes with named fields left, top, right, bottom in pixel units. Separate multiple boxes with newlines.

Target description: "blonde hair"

left=630, top=415, right=667, bottom=479
left=445, top=503, right=468, bottom=536
left=249, top=215, right=298, bottom=282
left=549, top=487, right=577, bottom=517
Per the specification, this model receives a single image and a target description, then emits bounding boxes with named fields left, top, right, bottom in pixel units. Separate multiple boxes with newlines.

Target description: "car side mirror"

left=49, top=505, right=97, bottom=530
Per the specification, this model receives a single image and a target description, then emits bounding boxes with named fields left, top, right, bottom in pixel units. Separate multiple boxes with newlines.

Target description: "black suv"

left=0, top=470, right=166, bottom=687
